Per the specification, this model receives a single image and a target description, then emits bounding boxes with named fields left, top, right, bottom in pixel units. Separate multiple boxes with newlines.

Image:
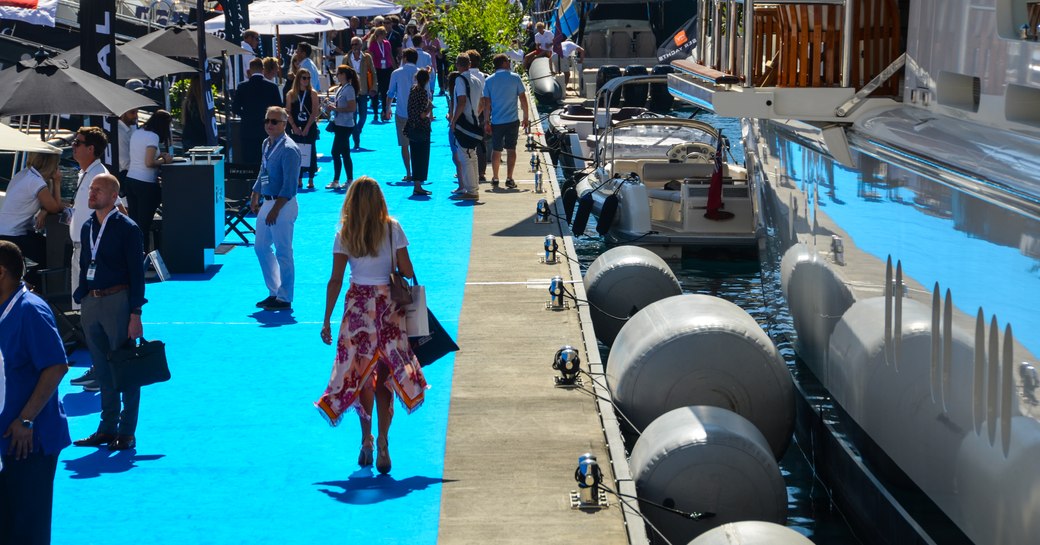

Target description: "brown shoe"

left=73, top=432, right=117, bottom=447
left=108, top=435, right=136, bottom=451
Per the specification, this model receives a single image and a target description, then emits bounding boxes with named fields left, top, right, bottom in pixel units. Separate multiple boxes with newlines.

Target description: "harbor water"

left=555, top=108, right=863, bottom=543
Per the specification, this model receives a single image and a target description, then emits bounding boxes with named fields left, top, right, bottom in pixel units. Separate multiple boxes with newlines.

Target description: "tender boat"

left=668, top=0, right=1040, bottom=543
left=571, top=116, right=757, bottom=253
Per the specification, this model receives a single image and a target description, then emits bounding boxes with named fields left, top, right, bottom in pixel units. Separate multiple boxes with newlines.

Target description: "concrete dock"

left=437, top=95, right=641, bottom=543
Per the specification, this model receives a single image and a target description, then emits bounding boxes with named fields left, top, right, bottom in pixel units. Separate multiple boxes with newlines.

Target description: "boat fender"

left=630, top=406, right=786, bottom=544
left=584, top=246, right=681, bottom=346
left=596, top=193, right=620, bottom=235
left=562, top=186, right=579, bottom=223
left=688, top=521, right=815, bottom=545
left=571, top=193, right=593, bottom=236
left=607, top=294, right=795, bottom=459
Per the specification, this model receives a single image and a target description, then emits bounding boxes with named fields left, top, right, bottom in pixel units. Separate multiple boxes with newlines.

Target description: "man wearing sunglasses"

left=249, top=107, right=300, bottom=312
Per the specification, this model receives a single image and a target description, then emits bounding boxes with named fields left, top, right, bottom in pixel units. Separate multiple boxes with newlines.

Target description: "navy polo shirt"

left=0, top=284, right=72, bottom=457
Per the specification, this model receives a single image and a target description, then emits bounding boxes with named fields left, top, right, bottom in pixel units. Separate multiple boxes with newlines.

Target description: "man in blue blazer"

left=233, top=58, right=284, bottom=165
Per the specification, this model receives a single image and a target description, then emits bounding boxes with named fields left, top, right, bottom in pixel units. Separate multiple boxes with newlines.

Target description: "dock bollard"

left=534, top=171, right=543, bottom=193
left=553, top=345, right=581, bottom=387
left=547, top=275, right=568, bottom=310
left=542, top=234, right=559, bottom=264
left=571, top=453, right=608, bottom=509
left=534, top=199, right=551, bottom=223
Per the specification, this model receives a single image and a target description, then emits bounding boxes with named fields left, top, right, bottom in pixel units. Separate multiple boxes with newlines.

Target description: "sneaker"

left=479, top=176, right=487, bottom=183
left=326, top=181, right=341, bottom=190
left=505, top=178, right=517, bottom=189
left=81, top=380, right=100, bottom=392
left=70, top=367, right=96, bottom=386
left=451, top=187, right=465, bottom=194
left=255, top=295, right=277, bottom=308
left=450, top=192, right=479, bottom=201
left=491, top=179, right=500, bottom=189
left=263, top=299, right=292, bottom=311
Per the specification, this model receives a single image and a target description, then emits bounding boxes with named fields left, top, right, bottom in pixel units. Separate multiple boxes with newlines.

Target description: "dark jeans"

left=81, top=290, right=140, bottom=436
left=331, top=124, right=354, bottom=182
left=0, top=451, right=58, bottom=545
left=409, top=137, right=431, bottom=182
left=124, top=178, right=161, bottom=252
left=375, top=68, right=393, bottom=117
left=353, top=95, right=370, bottom=147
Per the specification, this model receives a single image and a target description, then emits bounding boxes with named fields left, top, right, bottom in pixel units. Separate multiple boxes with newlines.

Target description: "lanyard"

left=262, top=135, right=286, bottom=172
left=88, top=208, right=119, bottom=264
left=377, top=40, right=386, bottom=59
left=0, top=285, right=26, bottom=325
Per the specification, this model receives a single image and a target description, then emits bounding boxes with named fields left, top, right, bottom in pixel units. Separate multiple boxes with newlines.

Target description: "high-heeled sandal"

left=358, top=435, right=374, bottom=467
left=376, top=436, right=391, bottom=474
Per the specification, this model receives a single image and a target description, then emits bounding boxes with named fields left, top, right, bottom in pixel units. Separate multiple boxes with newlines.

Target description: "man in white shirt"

left=449, top=54, right=482, bottom=201
left=69, top=127, right=110, bottom=312
left=116, top=108, right=138, bottom=179
left=552, top=39, right=585, bottom=88
left=385, top=48, right=419, bottom=181
left=241, top=29, right=260, bottom=65
left=524, top=21, right=554, bottom=69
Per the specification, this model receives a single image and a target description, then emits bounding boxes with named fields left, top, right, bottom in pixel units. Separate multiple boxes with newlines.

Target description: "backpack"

left=453, top=75, right=483, bottom=149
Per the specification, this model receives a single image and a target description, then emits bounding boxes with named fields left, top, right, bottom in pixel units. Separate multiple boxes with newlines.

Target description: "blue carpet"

left=54, top=97, right=471, bottom=544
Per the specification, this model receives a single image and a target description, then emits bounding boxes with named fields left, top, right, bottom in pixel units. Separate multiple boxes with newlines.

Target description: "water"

left=544, top=102, right=861, bottom=543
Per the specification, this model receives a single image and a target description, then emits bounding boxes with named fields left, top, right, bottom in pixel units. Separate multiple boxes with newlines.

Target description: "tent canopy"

left=206, top=0, right=349, bottom=35
left=302, top=0, right=402, bottom=18
left=0, top=123, right=61, bottom=154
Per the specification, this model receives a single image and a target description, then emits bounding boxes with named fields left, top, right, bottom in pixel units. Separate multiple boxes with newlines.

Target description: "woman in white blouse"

left=0, top=152, right=65, bottom=268
left=125, top=110, right=172, bottom=250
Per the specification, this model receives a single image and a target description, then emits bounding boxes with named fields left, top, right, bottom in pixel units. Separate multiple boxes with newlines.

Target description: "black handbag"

left=388, top=227, right=412, bottom=306
left=108, top=338, right=171, bottom=391
left=409, top=309, right=459, bottom=366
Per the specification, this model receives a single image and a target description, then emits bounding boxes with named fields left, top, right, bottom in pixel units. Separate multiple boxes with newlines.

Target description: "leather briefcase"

left=109, top=338, right=171, bottom=391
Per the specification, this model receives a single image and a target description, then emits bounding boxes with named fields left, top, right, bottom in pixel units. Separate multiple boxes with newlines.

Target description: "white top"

left=560, top=40, right=580, bottom=58
left=454, top=70, right=483, bottom=121
left=118, top=120, right=135, bottom=172
left=71, top=159, right=109, bottom=238
left=467, top=67, right=486, bottom=83
left=333, top=220, right=409, bottom=286
left=126, top=129, right=161, bottom=183
left=241, top=41, right=257, bottom=65
left=0, top=166, right=47, bottom=236
left=535, top=30, right=554, bottom=52
left=300, top=57, right=322, bottom=92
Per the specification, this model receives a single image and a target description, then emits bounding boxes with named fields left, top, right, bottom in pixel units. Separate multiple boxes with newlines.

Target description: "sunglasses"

left=264, top=118, right=284, bottom=125
left=72, top=139, right=87, bottom=147
left=299, top=75, right=311, bottom=80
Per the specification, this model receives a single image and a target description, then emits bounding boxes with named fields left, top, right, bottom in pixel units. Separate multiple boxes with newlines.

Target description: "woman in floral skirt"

left=316, top=176, right=427, bottom=474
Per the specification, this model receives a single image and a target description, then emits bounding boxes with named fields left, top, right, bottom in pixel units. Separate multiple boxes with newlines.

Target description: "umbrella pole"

left=275, top=25, right=281, bottom=80
left=164, top=76, right=171, bottom=112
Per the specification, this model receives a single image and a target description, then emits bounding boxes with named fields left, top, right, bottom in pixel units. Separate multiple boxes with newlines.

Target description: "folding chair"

left=34, top=266, right=84, bottom=352
left=224, top=164, right=259, bottom=245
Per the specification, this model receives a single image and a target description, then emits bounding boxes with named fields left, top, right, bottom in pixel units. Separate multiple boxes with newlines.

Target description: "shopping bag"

left=108, top=338, right=171, bottom=390
left=409, top=309, right=458, bottom=367
left=405, top=285, right=429, bottom=337
left=298, top=143, right=312, bottom=168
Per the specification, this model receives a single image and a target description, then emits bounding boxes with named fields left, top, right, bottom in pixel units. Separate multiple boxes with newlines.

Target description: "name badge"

left=86, top=261, right=97, bottom=281
left=258, top=172, right=270, bottom=189
left=380, top=59, right=387, bottom=69
left=297, top=111, right=307, bottom=123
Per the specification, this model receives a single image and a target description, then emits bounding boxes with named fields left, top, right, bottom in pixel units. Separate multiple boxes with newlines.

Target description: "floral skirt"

left=315, top=283, right=427, bottom=425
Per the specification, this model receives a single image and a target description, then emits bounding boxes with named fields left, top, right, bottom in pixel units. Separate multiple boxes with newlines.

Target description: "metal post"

left=841, top=0, right=854, bottom=87
left=697, top=0, right=707, bottom=63
left=727, top=0, right=738, bottom=74
left=711, top=0, right=722, bottom=70
left=743, top=0, right=754, bottom=87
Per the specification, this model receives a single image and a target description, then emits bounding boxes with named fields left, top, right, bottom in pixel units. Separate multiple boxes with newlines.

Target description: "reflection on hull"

left=748, top=117, right=1040, bottom=545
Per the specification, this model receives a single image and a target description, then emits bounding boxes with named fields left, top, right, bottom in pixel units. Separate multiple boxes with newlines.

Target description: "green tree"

left=422, top=0, right=522, bottom=73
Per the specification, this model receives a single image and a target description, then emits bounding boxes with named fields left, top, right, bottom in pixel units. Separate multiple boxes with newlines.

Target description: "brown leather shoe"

left=73, top=432, right=116, bottom=447
left=108, top=435, right=136, bottom=451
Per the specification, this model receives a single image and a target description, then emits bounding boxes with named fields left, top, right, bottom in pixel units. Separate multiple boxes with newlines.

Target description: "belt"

left=87, top=284, right=128, bottom=298
left=263, top=195, right=292, bottom=201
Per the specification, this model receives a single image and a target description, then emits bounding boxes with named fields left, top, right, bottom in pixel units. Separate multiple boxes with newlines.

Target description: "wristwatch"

left=130, top=308, right=142, bottom=315
left=21, top=419, right=33, bottom=430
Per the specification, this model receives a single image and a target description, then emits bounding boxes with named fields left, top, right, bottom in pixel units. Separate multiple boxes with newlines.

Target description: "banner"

left=197, top=0, right=219, bottom=147
left=219, top=0, right=250, bottom=46
left=656, top=14, right=698, bottom=64
left=0, top=0, right=58, bottom=27
left=78, top=0, right=121, bottom=173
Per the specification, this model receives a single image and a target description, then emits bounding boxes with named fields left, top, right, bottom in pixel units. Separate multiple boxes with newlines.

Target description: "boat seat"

left=648, top=189, right=682, bottom=203
left=634, top=32, right=656, bottom=58
left=610, top=31, right=633, bottom=58
left=584, top=32, right=607, bottom=58
left=642, top=162, right=723, bottom=182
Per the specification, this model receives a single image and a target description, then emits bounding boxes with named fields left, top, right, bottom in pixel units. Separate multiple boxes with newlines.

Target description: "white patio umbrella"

left=205, top=0, right=349, bottom=35
left=302, top=0, right=401, bottom=17
left=0, top=123, right=61, bottom=154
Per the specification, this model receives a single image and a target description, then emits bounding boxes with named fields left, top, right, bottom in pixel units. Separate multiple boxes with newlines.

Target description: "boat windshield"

left=603, top=124, right=717, bottom=158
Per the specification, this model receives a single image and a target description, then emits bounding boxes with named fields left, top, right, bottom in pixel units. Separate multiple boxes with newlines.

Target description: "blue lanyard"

left=262, top=135, right=286, bottom=172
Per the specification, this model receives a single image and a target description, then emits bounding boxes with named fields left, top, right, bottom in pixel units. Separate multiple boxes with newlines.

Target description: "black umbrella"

left=127, top=22, right=251, bottom=59
left=54, top=44, right=196, bottom=80
left=0, top=56, right=156, bottom=117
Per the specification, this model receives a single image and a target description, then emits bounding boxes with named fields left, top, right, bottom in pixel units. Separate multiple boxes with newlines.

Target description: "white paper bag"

left=297, top=143, right=312, bottom=168
left=405, top=285, right=429, bottom=337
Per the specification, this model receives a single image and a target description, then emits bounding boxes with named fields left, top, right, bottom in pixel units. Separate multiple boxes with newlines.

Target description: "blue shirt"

left=74, top=211, right=148, bottom=310
left=252, top=134, right=301, bottom=199
left=0, top=284, right=72, bottom=457
left=482, top=69, right=525, bottom=124
left=387, top=63, right=419, bottom=118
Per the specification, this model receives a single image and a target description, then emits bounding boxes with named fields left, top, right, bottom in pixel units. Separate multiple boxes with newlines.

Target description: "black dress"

left=289, top=89, right=319, bottom=178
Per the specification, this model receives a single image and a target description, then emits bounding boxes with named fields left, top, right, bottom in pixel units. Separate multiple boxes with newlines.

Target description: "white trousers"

left=455, top=146, right=479, bottom=194
left=254, top=198, right=298, bottom=302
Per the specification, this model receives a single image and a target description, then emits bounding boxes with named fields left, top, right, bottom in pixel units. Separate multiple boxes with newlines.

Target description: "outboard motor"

left=596, top=65, right=623, bottom=107
left=623, top=65, right=649, bottom=107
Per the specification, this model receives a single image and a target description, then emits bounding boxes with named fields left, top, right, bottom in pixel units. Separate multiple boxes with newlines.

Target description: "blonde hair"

left=339, top=176, right=392, bottom=257
left=26, top=152, right=60, bottom=179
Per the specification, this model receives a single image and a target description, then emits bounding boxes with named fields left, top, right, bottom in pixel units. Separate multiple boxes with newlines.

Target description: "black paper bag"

left=409, top=309, right=459, bottom=367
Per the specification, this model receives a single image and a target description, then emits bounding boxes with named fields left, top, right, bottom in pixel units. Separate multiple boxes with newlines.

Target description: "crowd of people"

left=0, top=8, right=566, bottom=544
